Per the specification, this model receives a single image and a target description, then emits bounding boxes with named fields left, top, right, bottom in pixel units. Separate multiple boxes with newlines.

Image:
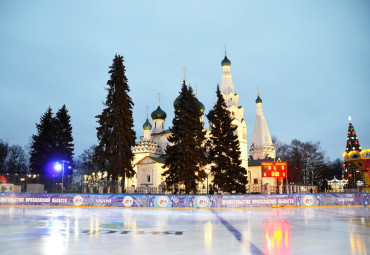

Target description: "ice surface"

left=0, top=206, right=369, bottom=255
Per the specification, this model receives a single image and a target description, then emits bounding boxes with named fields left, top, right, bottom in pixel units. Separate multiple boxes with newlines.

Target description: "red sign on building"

left=261, top=162, right=287, bottom=178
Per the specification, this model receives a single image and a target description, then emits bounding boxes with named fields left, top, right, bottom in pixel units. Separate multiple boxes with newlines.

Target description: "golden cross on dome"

left=224, top=43, right=227, bottom=56
left=146, top=106, right=149, bottom=119
left=183, top=66, right=187, bottom=81
left=158, top=92, right=161, bottom=106
left=195, top=84, right=198, bottom=98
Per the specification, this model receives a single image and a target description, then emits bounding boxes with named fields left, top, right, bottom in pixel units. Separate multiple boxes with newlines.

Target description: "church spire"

left=249, top=92, right=275, bottom=160
left=220, top=47, right=235, bottom=102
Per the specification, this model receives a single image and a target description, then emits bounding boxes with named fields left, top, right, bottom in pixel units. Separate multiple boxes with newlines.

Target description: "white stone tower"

left=220, top=50, right=248, bottom=169
left=249, top=93, right=276, bottom=160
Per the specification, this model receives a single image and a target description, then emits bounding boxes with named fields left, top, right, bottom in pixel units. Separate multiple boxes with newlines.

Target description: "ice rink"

left=0, top=206, right=369, bottom=255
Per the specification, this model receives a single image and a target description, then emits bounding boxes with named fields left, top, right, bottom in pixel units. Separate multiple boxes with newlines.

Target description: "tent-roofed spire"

left=249, top=93, right=275, bottom=160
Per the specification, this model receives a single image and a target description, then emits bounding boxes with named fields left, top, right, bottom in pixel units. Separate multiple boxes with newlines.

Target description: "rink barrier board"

left=0, top=193, right=369, bottom=208
left=0, top=204, right=365, bottom=209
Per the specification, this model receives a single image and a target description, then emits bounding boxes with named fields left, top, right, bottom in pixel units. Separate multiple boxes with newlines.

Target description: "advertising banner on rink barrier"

left=0, top=192, right=369, bottom=208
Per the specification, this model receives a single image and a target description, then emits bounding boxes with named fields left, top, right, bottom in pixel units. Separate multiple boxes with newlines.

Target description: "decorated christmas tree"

left=343, top=116, right=363, bottom=189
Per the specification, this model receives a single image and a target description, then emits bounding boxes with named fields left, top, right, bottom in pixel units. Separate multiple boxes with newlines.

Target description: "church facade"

left=127, top=52, right=277, bottom=193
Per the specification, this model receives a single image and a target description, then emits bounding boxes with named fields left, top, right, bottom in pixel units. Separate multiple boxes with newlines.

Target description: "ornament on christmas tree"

left=342, top=116, right=369, bottom=191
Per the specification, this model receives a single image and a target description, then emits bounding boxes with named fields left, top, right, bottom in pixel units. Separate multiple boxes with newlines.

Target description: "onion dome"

left=151, top=106, right=167, bottom=119
left=143, top=118, right=152, bottom=130
left=197, top=99, right=205, bottom=113
left=256, top=94, right=262, bottom=104
left=173, top=93, right=183, bottom=111
left=221, top=55, right=231, bottom=66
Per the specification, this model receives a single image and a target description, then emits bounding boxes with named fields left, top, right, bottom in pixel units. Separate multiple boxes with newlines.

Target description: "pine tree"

left=343, top=118, right=363, bottom=189
left=55, top=104, right=74, bottom=175
left=30, top=107, right=57, bottom=175
left=207, top=85, right=247, bottom=193
left=163, top=80, right=207, bottom=194
left=96, top=55, right=136, bottom=193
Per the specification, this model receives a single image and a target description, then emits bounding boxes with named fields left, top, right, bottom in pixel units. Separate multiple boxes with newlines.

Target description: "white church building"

left=126, top=51, right=278, bottom=194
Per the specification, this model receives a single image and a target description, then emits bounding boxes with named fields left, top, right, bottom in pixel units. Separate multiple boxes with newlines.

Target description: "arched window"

left=147, top=174, right=150, bottom=182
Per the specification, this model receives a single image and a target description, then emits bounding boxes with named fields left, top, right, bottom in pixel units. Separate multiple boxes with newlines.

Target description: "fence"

left=0, top=173, right=359, bottom=195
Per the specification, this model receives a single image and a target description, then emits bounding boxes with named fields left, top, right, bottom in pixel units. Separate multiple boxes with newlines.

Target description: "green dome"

left=197, top=99, right=205, bottom=113
left=221, top=56, right=231, bottom=66
left=151, top=106, right=167, bottom=119
left=256, top=95, right=262, bottom=104
left=143, top=119, right=152, bottom=130
left=173, top=93, right=183, bottom=110
left=174, top=93, right=204, bottom=113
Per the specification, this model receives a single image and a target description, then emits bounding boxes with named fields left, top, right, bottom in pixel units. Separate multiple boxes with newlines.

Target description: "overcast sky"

left=0, top=1, right=369, bottom=161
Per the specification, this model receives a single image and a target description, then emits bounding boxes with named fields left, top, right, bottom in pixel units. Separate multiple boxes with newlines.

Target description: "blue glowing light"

left=54, top=162, right=62, bottom=171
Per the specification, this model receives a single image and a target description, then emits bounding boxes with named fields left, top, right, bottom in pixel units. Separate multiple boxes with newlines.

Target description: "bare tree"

left=276, top=139, right=328, bottom=185
left=76, top=145, right=99, bottom=174
left=6, top=145, right=28, bottom=174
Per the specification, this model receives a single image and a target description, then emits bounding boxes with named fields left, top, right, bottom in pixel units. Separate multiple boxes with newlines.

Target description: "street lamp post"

left=55, top=160, right=69, bottom=193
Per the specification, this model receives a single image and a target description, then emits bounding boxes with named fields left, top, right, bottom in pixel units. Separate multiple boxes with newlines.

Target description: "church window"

left=254, top=178, right=259, bottom=184
left=147, top=174, right=151, bottom=182
left=155, top=122, right=156, bottom=129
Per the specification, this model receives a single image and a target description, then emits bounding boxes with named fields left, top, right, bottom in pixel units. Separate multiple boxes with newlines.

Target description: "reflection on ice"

left=42, top=218, right=68, bottom=255
left=264, top=219, right=291, bottom=255
left=204, top=221, right=212, bottom=246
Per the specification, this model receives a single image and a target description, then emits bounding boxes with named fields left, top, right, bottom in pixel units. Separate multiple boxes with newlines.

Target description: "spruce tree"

left=96, top=55, right=136, bottom=193
left=163, top=80, right=207, bottom=194
left=343, top=118, right=363, bottom=188
left=207, top=85, right=247, bottom=193
left=30, top=107, right=57, bottom=175
left=55, top=105, right=74, bottom=175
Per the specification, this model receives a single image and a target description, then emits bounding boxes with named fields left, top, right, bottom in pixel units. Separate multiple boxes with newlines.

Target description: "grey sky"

left=0, top=1, right=369, bottom=161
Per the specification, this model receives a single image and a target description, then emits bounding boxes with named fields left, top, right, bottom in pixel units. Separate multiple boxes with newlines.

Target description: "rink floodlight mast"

left=54, top=160, right=70, bottom=193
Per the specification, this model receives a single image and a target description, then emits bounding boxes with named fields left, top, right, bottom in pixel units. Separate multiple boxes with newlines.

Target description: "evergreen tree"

left=343, top=118, right=363, bottom=188
left=163, top=80, right=207, bottom=194
left=96, top=55, right=136, bottom=193
left=55, top=105, right=74, bottom=168
left=207, top=85, right=247, bottom=193
left=30, top=107, right=57, bottom=175
left=54, top=104, right=74, bottom=186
